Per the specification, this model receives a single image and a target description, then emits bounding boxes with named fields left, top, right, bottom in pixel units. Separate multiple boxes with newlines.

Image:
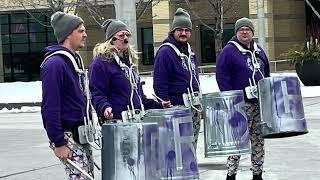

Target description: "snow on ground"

left=0, top=73, right=319, bottom=113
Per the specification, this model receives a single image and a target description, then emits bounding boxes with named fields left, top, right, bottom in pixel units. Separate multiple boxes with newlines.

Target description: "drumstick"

left=152, top=94, right=165, bottom=102
left=67, top=159, right=94, bottom=180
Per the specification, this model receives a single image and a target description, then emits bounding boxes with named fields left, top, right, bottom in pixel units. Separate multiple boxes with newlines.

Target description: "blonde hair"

left=93, top=39, right=139, bottom=64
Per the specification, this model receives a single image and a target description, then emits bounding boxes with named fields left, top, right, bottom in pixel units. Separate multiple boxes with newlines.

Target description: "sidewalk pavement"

left=0, top=97, right=319, bottom=180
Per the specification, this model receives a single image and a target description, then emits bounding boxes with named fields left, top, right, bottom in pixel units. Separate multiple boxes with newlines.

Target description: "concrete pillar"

left=249, top=0, right=275, bottom=61
left=115, top=0, right=138, bottom=49
left=249, top=0, right=306, bottom=68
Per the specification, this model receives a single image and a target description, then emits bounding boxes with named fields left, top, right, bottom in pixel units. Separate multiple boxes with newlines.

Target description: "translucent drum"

left=143, top=107, right=199, bottom=180
left=202, top=90, right=250, bottom=157
left=101, top=122, right=160, bottom=180
left=258, top=76, right=308, bottom=138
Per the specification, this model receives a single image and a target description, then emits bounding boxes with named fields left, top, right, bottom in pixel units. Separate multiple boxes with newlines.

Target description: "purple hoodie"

left=153, top=35, right=200, bottom=105
left=216, top=36, right=270, bottom=102
left=89, top=55, right=162, bottom=120
left=41, top=45, right=86, bottom=147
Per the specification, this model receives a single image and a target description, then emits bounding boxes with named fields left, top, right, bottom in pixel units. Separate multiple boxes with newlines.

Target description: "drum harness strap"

left=159, top=42, right=202, bottom=112
left=113, top=53, right=145, bottom=122
left=41, top=50, right=102, bottom=150
left=41, top=50, right=102, bottom=176
left=229, top=41, right=265, bottom=99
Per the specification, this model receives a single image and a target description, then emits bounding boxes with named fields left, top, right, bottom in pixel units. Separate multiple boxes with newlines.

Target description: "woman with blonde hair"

left=89, top=19, right=171, bottom=121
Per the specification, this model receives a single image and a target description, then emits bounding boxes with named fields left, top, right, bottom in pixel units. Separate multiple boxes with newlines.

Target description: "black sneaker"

left=252, top=174, right=263, bottom=180
left=226, top=174, right=236, bottom=180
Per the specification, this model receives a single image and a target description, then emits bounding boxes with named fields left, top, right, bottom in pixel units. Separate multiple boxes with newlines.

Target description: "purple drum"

left=258, top=76, right=308, bottom=138
left=102, top=122, right=160, bottom=180
left=202, top=90, right=250, bottom=156
left=143, top=107, right=199, bottom=180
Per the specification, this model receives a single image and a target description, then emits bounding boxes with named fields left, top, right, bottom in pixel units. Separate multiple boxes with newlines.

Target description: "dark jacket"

left=153, top=34, right=200, bottom=105
left=89, top=54, right=162, bottom=120
left=41, top=45, right=86, bottom=147
left=216, top=36, right=270, bottom=102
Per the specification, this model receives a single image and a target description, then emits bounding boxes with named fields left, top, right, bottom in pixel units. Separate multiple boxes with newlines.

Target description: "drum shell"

left=102, top=122, right=159, bottom=180
left=202, top=90, right=250, bottom=157
left=258, top=76, right=308, bottom=138
left=143, top=107, right=200, bottom=180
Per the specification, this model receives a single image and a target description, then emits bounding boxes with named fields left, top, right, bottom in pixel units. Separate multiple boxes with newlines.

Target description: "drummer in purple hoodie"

left=89, top=19, right=171, bottom=122
left=216, top=17, right=270, bottom=180
left=153, top=8, right=201, bottom=148
left=41, top=12, right=94, bottom=179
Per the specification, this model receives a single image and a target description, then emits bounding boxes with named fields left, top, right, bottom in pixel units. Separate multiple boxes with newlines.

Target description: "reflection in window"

left=141, top=28, right=154, bottom=65
left=10, top=24, right=28, bottom=33
left=0, top=10, right=55, bottom=82
left=11, top=34, right=29, bottom=43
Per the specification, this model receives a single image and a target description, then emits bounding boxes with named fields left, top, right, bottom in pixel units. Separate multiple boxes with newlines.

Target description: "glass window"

left=222, top=23, right=235, bottom=47
left=11, top=13, right=27, bottom=23
left=47, top=32, right=57, bottom=43
left=11, top=23, right=28, bottom=33
left=28, top=13, right=46, bottom=23
left=29, top=23, right=46, bottom=32
left=0, top=14, right=8, bottom=24
left=1, top=34, right=10, bottom=44
left=47, top=26, right=54, bottom=32
left=11, top=33, right=28, bottom=43
left=2, top=54, right=11, bottom=66
left=30, top=33, right=46, bottom=43
left=12, top=44, right=29, bottom=53
left=1, top=24, right=9, bottom=35
left=200, top=25, right=216, bottom=63
left=30, top=43, right=46, bottom=52
left=141, top=28, right=154, bottom=65
left=1, top=10, right=53, bottom=82
left=2, top=44, right=10, bottom=53
left=4, top=73, right=13, bottom=82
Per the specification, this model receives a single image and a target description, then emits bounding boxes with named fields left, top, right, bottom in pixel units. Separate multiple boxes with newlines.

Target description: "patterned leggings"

left=227, top=102, right=265, bottom=176
left=51, top=132, right=94, bottom=180
left=192, top=106, right=202, bottom=149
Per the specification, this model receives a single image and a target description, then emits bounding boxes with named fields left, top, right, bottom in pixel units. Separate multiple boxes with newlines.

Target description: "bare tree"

left=184, top=0, right=239, bottom=55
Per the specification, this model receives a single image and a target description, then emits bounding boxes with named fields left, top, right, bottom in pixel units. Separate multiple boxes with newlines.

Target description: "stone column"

left=249, top=0, right=275, bottom=61
left=249, top=0, right=306, bottom=71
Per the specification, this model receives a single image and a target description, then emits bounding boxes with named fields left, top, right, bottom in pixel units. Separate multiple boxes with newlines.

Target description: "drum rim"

left=203, top=90, right=243, bottom=98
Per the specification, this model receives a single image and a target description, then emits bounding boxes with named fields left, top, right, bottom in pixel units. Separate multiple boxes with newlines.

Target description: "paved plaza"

left=0, top=97, right=319, bottom=180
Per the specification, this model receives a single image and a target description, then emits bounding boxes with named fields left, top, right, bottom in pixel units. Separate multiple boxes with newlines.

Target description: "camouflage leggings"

left=51, top=132, right=94, bottom=180
left=227, top=102, right=265, bottom=176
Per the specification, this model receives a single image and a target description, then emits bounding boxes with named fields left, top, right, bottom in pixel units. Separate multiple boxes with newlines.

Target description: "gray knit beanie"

left=172, top=8, right=192, bottom=31
left=51, top=11, right=84, bottom=43
left=234, top=17, right=254, bottom=34
left=101, top=19, right=130, bottom=40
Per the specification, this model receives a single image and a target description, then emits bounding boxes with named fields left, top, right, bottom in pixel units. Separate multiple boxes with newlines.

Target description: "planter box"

left=295, top=59, right=320, bottom=86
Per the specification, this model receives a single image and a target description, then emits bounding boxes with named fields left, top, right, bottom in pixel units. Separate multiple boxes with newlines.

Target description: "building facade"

left=0, top=0, right=312, bottom=82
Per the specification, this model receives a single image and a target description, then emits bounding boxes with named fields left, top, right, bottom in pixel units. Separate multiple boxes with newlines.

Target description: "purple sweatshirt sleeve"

left=41, top=58, right=66, bottom=147
left=153, top=48, right=171, bottom=101
left=216, top=48, right=233, bottom=91
left=89, top=60, right=111, bottom=117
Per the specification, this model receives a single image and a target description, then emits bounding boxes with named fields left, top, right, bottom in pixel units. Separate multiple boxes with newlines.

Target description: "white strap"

left=229, top=41, right=261, bottom=54
left=159, top=42, right=195, bottom=58
left=41, top=50, right=83, bottom=74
